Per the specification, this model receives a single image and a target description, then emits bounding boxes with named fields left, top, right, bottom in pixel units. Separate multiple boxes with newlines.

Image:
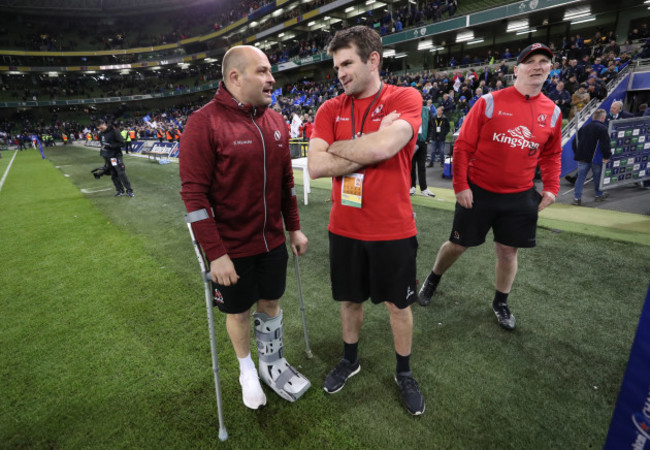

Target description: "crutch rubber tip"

left=218, top=429, right=228, bottom=441
left=306, top=350, right=313, bottom=359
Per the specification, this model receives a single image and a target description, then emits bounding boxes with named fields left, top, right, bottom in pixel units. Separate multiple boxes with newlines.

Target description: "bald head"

left=222, top=45, right=275, bottom=107
left=223, top=46, right=266, bottom=86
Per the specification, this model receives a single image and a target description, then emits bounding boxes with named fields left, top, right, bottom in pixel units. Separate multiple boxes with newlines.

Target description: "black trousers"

left=104, top=155, right=133, bottom=193
left=411, top=141, right=428, bottom=190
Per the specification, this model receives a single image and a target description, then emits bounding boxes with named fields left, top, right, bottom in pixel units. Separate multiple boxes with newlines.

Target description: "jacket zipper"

left=251, top=110, right=270, bottom=252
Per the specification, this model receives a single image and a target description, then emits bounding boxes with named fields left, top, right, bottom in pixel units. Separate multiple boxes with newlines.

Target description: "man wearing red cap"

left=418, top=43, right=562, bottom=331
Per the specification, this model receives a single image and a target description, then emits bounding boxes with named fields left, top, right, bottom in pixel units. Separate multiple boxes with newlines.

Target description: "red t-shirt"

left=453, top=87, right=563, bottom=195
left=312, top=84, right=422, bottom=241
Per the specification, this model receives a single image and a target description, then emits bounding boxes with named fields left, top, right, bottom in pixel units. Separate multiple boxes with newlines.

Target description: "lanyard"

left=350, top=83, right=383, bottom=140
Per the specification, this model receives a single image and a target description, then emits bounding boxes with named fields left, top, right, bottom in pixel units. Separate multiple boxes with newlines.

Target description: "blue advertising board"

left=600, top=116, right=650, bottom=190
left=605, top=286, right=650, bottom=449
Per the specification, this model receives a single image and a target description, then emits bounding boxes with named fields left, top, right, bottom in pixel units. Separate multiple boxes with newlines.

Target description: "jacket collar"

left=214, top=82, right=267, bottom=118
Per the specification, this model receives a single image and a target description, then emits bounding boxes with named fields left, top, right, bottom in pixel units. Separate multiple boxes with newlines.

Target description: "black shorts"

left=211, top=243, right=288, bottom=314
left=329, top=232, right=418, bottom=309
left=449, top=182, right=541, bottom=248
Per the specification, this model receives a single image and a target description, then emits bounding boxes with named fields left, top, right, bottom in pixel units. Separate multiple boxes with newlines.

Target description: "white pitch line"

left=0, top=150, right=18, bottom=195
left=81, top=187, right=114, bottom=194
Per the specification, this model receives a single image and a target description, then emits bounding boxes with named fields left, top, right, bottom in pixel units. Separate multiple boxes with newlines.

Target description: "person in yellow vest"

left=120, top=127, right=132, bottom=154
left=62, top=133, right=68, bottom=145
left=86, top=132, right=92, bottom=142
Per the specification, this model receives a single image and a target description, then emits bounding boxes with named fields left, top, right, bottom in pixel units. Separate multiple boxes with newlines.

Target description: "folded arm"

left=307, top=137, right=364, bottom=179
left=327, top=115, right=413, bottom=167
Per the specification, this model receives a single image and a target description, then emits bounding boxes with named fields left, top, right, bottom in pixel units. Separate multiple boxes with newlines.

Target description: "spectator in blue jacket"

left=549, top=81, right=571, bottom=117
left=571, top=109, right=611, bottom=205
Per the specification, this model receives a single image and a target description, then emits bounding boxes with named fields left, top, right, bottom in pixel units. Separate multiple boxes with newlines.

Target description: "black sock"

left=427, top=271, right=442, bottom=287
left=396, top=353, right=411, bottom=374
left=344, top=341, right=358, bottom=364
left=493, top=290, right=509, bottom=306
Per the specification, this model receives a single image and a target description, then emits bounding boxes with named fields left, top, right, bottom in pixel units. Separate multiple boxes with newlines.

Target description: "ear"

left=228, top=68, right=241, bottom=88
left=368, top=51, right=381, bottom=70
left=513, top=65, right=519, bottom=77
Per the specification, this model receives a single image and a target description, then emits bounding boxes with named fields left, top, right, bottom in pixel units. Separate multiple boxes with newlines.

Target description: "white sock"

left=238, top=354, right=256, bottom=374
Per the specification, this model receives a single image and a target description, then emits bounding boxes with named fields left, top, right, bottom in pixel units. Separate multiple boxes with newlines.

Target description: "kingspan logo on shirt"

left=492, top=126, right=539, bottom=155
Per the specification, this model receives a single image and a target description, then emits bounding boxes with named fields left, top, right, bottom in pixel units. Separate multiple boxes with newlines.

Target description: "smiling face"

left=514, top=53, right=552, bottom=95
left=332, top=44, right=380, bottom=99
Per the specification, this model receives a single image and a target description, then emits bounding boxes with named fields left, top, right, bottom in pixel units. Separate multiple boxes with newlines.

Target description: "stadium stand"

left=1, top=0, right=649, bottom=188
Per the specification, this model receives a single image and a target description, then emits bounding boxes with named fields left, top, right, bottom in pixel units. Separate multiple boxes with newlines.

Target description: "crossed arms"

left=307, top=112, right=414, bottom=179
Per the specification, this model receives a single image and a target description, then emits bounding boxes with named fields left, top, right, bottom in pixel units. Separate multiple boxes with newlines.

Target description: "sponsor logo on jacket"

left=492, top=125, right=539, bottom=155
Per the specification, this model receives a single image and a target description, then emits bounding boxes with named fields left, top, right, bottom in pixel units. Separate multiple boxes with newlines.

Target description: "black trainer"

left=417, top=273, right=439, bottom=306
left=127, top=191, right=135, bottom=197
left=114, top=191, right=124, bottom=197
left=395, top=372, right=425, bottom=416
left=492, top=301, right=516, bottom=330
left=323, top=359, right=360, bottom=394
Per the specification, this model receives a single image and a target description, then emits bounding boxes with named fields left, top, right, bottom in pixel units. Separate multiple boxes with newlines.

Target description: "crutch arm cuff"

left=184, top=208, right=210, bottom=224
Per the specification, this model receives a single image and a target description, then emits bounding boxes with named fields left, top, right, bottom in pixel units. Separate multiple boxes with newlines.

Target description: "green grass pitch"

left=1, top=146, right=648, bottom=449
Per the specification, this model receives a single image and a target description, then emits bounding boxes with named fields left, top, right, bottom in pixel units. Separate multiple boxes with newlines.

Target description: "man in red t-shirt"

left=418, top=43, right=562, bottom=331
left=308, top=26, right=425, bottom=416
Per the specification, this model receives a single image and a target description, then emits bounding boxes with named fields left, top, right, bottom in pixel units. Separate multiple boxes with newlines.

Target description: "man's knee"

left=227, top=309, right=251, bottom=326
left=444, top=240, right=467, bottom=256
left=386, top=301, right=411, bottom=316
left=495, top=242, right=518, bottom=261
left=256, top=299, right=279, bottom=316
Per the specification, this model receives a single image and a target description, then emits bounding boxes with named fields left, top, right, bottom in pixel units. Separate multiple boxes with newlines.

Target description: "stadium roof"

left=0, top=0, right=218, bottom=15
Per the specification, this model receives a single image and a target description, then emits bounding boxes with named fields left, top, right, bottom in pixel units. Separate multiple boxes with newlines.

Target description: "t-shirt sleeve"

left=387, top=87, right=423, bottom=143
left=311, top=99, right=336, bottom=145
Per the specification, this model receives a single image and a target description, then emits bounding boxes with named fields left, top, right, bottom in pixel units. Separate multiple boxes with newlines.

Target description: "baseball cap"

left=516, top=43, right=554, bottom=64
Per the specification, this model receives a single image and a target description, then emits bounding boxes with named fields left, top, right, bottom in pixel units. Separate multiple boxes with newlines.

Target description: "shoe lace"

left=397, top=374, right=420, bottom=395
left=421, top=280, right=435, bottom=297
left=332, top=360, right=355, bottom=381
left=494, top=302, right=511, bottom=319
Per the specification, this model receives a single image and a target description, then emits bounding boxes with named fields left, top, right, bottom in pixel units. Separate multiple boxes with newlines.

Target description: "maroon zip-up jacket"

left=179, top=83, right=300, bottom=262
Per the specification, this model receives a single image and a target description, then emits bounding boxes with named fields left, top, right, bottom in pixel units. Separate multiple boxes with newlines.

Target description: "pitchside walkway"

left=292, top=163, right=650, bottom=247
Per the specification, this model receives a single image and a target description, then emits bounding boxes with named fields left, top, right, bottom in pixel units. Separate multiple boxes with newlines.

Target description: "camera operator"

left=98, top=119, right=134, bottom=197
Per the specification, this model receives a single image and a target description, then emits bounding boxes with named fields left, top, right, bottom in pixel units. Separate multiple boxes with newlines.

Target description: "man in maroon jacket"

left=179, top=45, right=310, bottom=409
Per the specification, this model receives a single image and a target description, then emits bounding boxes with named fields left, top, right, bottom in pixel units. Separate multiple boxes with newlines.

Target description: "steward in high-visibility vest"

left=129, top=129, right=136, bottom=141
left=156, top=128, right=164, bottom=143
left=173, top=128, right=182, bottom=141
left=121, top=129, right=132, bottom=153
left=166, top=129, right=173, bottom=142
left=62, top=134, right=68, bottom=144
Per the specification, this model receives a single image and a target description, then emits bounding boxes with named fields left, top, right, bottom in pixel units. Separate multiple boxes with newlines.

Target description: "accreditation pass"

left=341, top=173, right=364, bottom=208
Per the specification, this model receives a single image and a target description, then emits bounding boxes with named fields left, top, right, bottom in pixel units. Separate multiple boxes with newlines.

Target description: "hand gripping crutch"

left=184, top=209, right=227, bottom=442
left=293, top=253, right=313, bottom=359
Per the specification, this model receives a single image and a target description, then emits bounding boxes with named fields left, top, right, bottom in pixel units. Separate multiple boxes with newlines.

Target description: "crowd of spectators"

left=2, top=22, right=649, bottom=148
left=0, top=64, right=221, bottom=103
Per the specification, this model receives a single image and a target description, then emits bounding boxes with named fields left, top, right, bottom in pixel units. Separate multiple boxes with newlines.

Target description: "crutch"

left=184, top=210, right=228, bottom=442
left=293, top=253, right=313, bottom=359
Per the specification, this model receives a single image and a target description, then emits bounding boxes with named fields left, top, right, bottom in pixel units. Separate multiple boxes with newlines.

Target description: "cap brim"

left=518, top=49, right=553, bottom=64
